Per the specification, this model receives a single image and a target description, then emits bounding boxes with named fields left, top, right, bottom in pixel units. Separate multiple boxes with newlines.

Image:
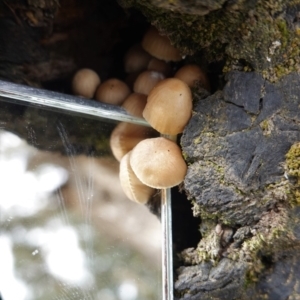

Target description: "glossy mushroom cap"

left=142, top=27, right=181, bottom=62
left=72, top=68, right=101, bottom=99
left=124, top=44, right=152, bottom=73
left=122, top=93, right=147, bottom=118
left=174, top=64, right=211, bottom=91
left=110, top=122, right=157, bottom=162
left=143, top=78, right=192, bottom=135
left=95, top=78, right=131, bottom=105
left=130, top=137, right=187, bottom=189
left=119, top=151, right=155, bottom=204
left=133, top=70, right=165, bottom=95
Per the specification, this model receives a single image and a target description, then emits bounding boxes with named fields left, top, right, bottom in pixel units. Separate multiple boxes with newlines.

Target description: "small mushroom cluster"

left=71, top=26, right=210, bottom=205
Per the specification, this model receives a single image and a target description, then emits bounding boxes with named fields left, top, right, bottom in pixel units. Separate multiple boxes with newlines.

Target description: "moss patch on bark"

left=120, top=0, right=300, bottom=81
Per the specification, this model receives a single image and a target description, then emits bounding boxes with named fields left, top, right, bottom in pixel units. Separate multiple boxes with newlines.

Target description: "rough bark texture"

left=118, top=1, right=300, bottom=299
left=120, top=0, right=300, bottom=81
left=0, top=1, right=300, bottom=299
left=178, top=71, right=300, bottom=299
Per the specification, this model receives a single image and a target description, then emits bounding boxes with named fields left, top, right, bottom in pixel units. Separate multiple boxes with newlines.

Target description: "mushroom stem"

left=161, top=134, right=176, bottom=299
left=163, top=134, right=177, bottom=143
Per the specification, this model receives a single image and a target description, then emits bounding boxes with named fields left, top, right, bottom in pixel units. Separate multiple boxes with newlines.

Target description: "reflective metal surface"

left=161, top=188, right=174, bottom=300
left=0, top=80, right=174, bottom=300
left=0, top=80, right=148, bottom=126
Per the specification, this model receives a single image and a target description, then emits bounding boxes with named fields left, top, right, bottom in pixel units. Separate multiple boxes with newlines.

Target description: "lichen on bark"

left=286, top=142, right=300, bottom=204
left=177, top=71, right=300, bottom=299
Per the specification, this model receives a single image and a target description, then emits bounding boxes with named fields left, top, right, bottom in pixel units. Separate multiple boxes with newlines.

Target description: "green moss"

left=241, top=220, right=291, bottom=285
left=276, top=19, right=289, bottom=48
left=121, top=0, right=300, bottom=81
left=286, top=143, right=300, bottom=177
left=285, top=142, right=300, bottom=204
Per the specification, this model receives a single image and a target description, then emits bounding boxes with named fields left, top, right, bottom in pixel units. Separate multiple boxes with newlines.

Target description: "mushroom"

left=174, top=64, right=211, bottom=91
left=130, top=137, right=187, bottom=189
left=72, top=68, right=101, bottom=99
left=147, top=58, right=172, bottom=77
left=124, top=44, right=152, bottom=73
left=133, top=70, right=165, bottom=95
left=95, top=78, right=131, bottom=105
left=125, top=72, right=141, bottom=90
left=142, top=26, right=181, bottom=62
left=121, top=93, right=147, bottom=118
left=119, top=151, right=155, bottom=204
left=110, top=122, right=157, bottom=162
left=142, top=78, right=192, bottom=135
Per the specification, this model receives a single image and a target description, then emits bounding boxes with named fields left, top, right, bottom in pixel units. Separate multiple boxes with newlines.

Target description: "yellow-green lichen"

left=285, top=142, right=300, bottom=204
left=193, top=136, right=201, bottom=145
left=234, top=210, right=290, bottom=285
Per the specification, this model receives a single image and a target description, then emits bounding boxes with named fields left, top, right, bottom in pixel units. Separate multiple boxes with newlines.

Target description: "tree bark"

left=0, top=1, right=300, bottom=299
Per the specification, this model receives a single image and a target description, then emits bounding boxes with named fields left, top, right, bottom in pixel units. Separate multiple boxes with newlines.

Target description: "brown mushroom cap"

left=95, top=78, right=131, bottom=105
left=147, top=58, right=172, bottom=77
left=142, top=27, right=181, bottom=62
left=130, top=137, right=187, bottom=189
left=124, top=44, right=152, bottom=74
left=125, top=71, right=141, bottom=90
left=143, top=78, right=192, bottom=135
left=72, top=68, right=101, bottom=99
left=133, top=70, right=165, bottom=95
left=110, top=122, right=157, bottom=162
left=174, top=64, right=211, bottom=91
left=119, top=151, right=155, bottom=204
left=121, top=93, right=147, bottom=118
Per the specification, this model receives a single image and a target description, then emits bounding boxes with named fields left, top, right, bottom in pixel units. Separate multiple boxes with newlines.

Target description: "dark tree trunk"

left=0, top=1, right=300, bottom=299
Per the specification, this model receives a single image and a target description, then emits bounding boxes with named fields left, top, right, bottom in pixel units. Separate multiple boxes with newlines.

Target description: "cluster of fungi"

left=72, top=26, right=210, bottom=205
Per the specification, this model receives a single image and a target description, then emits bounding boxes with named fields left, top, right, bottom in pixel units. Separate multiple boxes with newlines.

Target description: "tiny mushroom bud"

left=122, top=93, right=147, bottom=118
left=143, top=78, right=192, bottom=135
left=95, top=78, right=131, bottom=105
left=174, top=64, right=211, bottom=91
left=72, top=68, right=101, bottom=99
left=124, top=44, right=152, bottom=73
left=133, top=70, right=165, bottom=95
left=130, top=137, right=187, bottom=189
left=142, top=26, right=182, bottom=62
left=110, top=122, right=157, bottom=162
left=119, top=151, right=155, bottom=204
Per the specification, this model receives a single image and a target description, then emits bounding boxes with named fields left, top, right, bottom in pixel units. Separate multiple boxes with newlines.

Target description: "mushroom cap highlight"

left=143, top=78, right=192, bottom=135
left=95, top=78, right=131, bottom=105
left=174, top=64, right=211, bottom=91
left=110, top=122, right=157, bottom=162
left=130, top=137, right=187, bottom=189
left=142, top=27, right=181, bottom=62
left=119, top=151, right=155, bottom=204
left=72, top=68, right=101, bottom=99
